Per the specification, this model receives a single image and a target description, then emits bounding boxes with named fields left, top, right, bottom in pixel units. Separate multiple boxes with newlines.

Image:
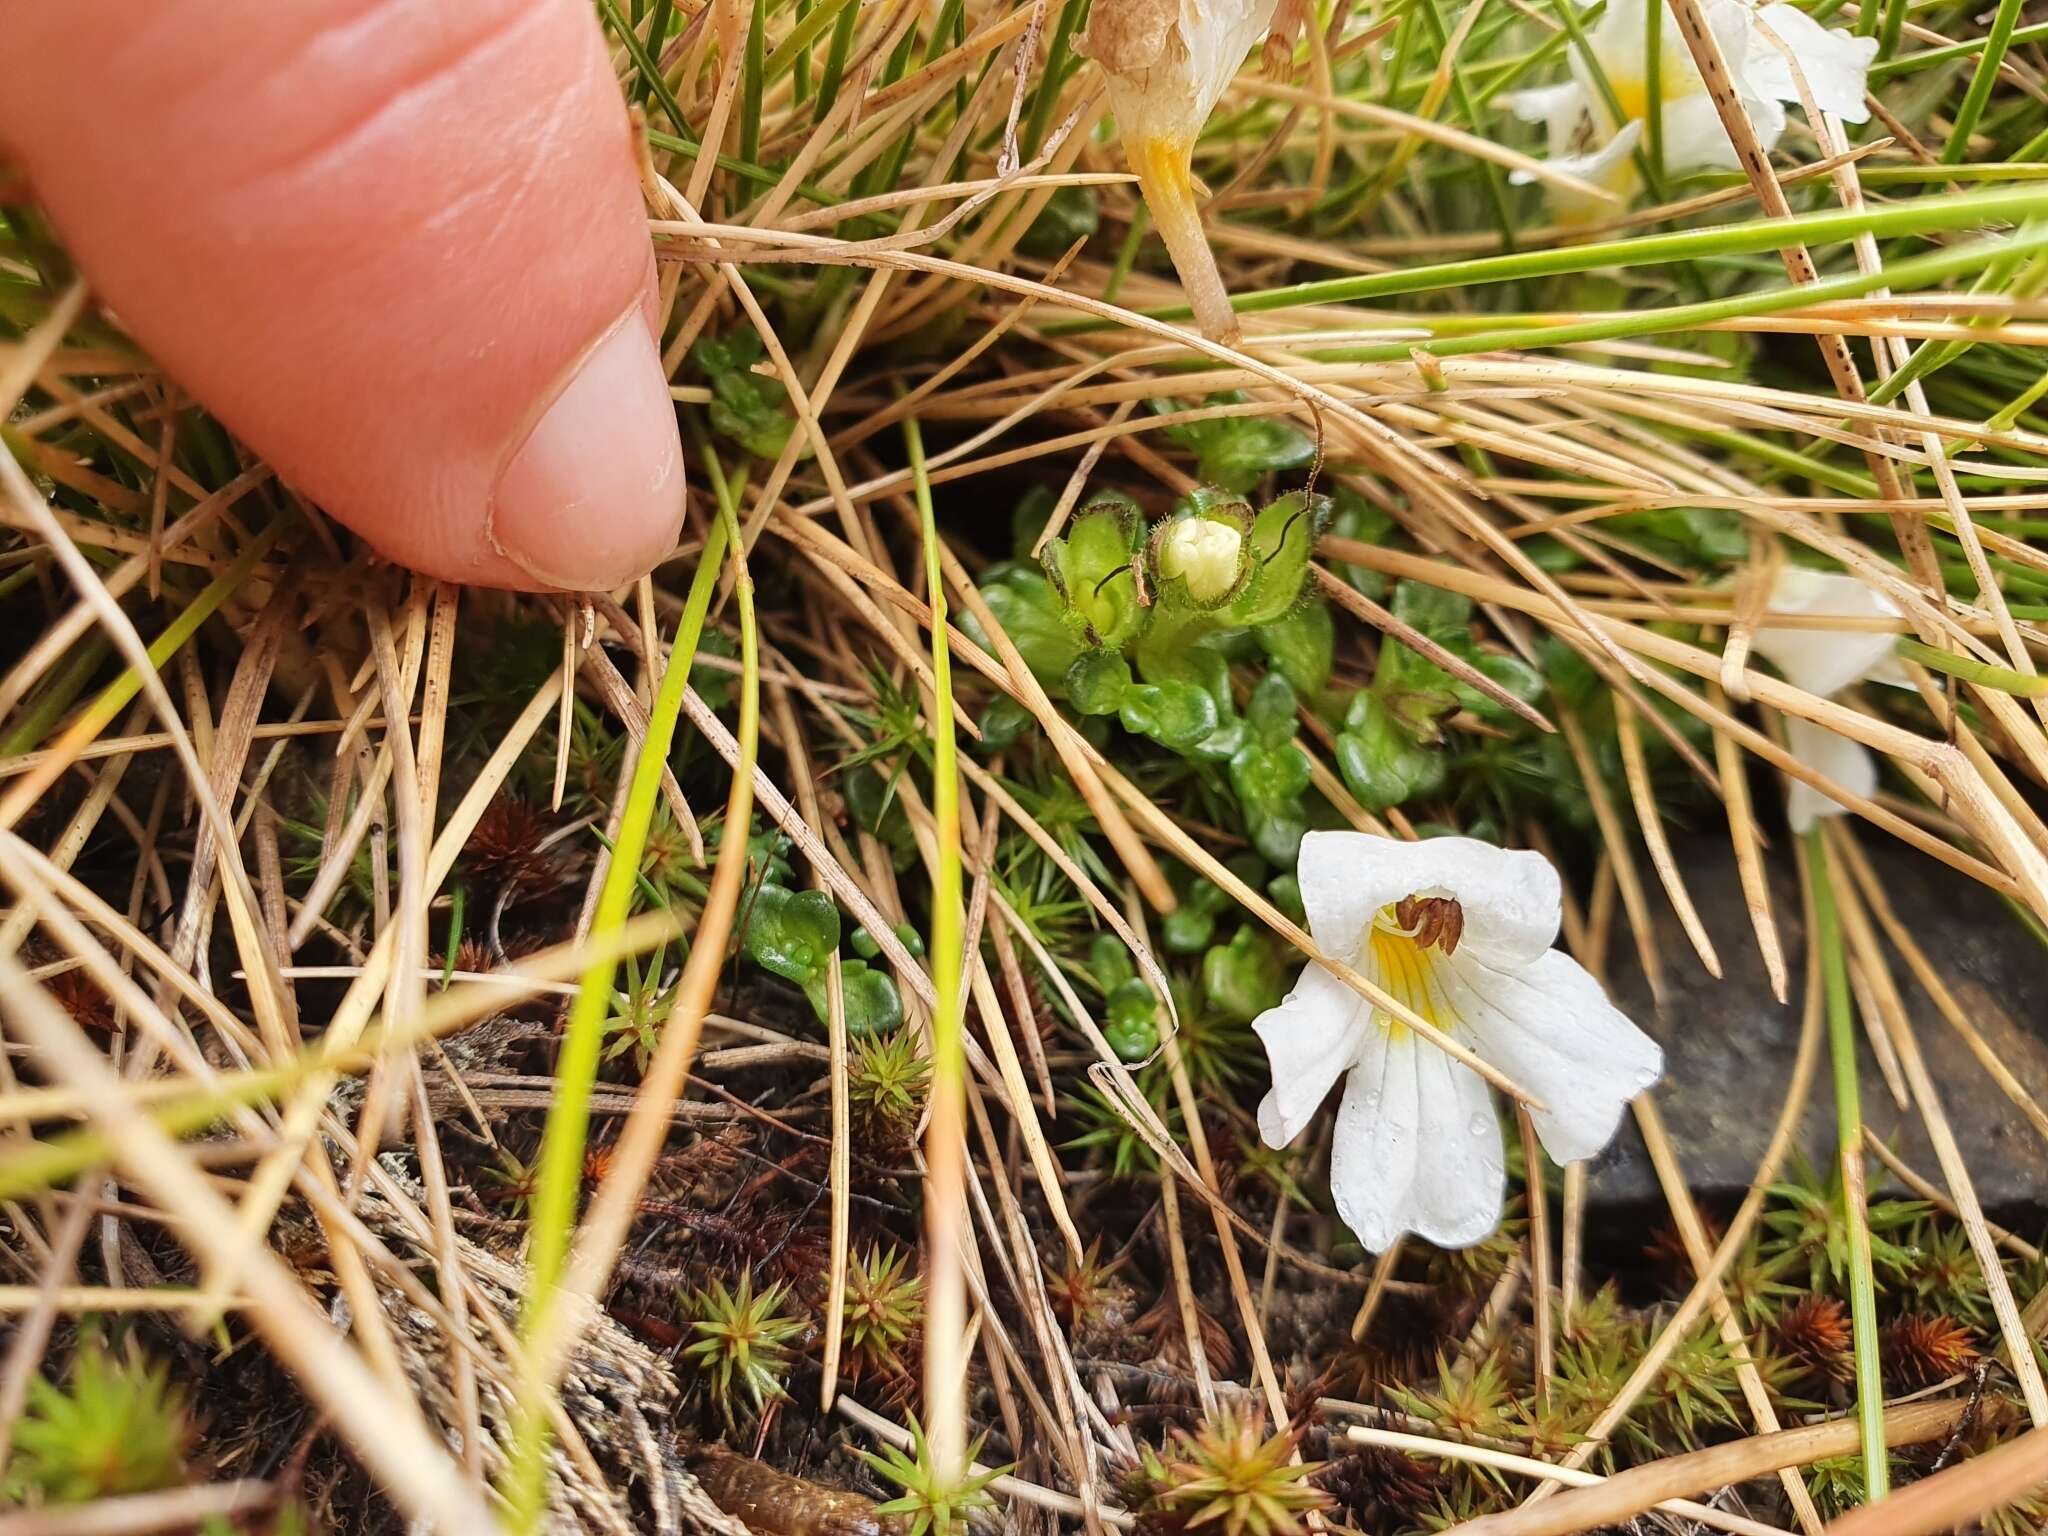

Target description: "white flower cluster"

left=1508, top=0, right=1876, bottom=217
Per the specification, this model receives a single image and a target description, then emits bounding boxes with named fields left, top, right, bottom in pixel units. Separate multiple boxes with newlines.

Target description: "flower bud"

left=1157, top=516, right=1246, bottom=605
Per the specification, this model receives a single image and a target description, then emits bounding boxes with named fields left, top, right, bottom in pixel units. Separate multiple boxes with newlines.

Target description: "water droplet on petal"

left=1467, top=1112, right=1490, bottom=1139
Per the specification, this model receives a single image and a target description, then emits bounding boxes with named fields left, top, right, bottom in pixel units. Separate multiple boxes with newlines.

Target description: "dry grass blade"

left=1461, top=1399, right=1966, bottom=1536
left=7, top=4, right=2048, bottom=1528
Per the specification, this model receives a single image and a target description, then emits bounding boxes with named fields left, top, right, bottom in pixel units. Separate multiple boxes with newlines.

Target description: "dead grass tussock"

left=6, top=1, right=2048, bottom=1532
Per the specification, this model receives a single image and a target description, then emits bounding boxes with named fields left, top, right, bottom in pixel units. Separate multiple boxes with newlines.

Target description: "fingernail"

left=489, top=316, right=685, bottom=591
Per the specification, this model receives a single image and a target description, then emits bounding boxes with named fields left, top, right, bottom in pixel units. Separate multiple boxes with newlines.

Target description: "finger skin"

left=0, top=0, right=684, bottom=590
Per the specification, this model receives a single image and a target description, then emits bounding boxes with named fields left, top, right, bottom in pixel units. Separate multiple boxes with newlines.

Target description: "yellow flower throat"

left=1364, top=897, right=1464, bottom=1038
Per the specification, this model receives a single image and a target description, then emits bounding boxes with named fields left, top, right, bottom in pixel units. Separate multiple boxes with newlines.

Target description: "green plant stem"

left=1943, top=0, right=2025, bottom=163
left=904, top=410, right=969, bottom=1483
left=0, top=634, right=111, bottom=757
left=596, top=0, right=690, bottom=140
left=1809, top=827, right=1888, bottom=1501
left=1894, top=637, right=2048, bottom=695
left=764, top=0, right=857, bottom=85
left=1059, top=183, right=2048, bottom=329
left=504, top=490, right=734, bottom=1531
left=1021, top=0, right=1083, bottom=158
left=741, top=0, right=766, bottom=166
left=1321, top=222, right=2048, bottom=363
left=1645, top=0, right=1665, bottom=184
left=814, top=0, right=860, bottom=121
left=7, top=520, right=284, bottom=763
left=1876, top=0, right=1909, bottom=61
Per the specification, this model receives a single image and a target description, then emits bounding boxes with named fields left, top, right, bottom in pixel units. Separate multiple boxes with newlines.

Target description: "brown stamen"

left=1394, top=895, right=1465, bottom=955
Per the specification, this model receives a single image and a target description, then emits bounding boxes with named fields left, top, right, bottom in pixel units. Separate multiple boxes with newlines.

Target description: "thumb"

left=0, top=0, right=685, bottom=592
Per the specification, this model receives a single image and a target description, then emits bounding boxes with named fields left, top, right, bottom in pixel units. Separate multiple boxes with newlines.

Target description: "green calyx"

left=1041, top=490, right=1146, bottom=649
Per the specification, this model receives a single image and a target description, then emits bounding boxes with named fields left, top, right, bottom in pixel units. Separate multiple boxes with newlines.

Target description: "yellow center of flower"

left=1363, top=897, right=1464, bottom=1038
left=1603, top=34, right=1707, bottom=126
left=1159, top=518, right=1244, bottom=603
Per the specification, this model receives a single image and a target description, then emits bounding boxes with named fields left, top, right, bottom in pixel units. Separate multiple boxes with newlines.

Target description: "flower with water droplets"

left=1506, top=0, right=1875, bottom=220
left=1253, top=832, right=1663, bottom=1251
left=1749, top=566, right=1909, bottom=833
left=1079, top=0, right=1294, bottom=342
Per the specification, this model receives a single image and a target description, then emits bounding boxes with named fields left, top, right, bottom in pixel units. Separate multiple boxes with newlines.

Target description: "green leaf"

left=1337, top=691, right=1447, bottom=811
left=1267, top=871, right=1305, bottom=925
left=1162, top=905, right=1216, bottom=955
left=1455, top=651, right=1547, bottom=725
left=1133, top=633, right=1233, bottom=710
left=692, top=329, right=804, bottom=461
left=838, top=959, right=905, bottom=1037
left=1230, top=742, right=1312, bottom=818
left=1119, top=680, right=1219, bottom=753
left=1104, top=977, right=1161, bottom=1060
left=1157, top=395, right=1316, bottom=493
left=1242, top=672, right=1300, bottom=747
left=1609, top=505, right=1747, bottom=568
left=1230, top=747, right=1312, bottom=866
left=975, top=693, right=1034, bottom=751
left=1328, top=487, right=1394, bottom=597
left=1018, top=182, right=1099, bottom=258
left=1040, top=492, right=1146, bottom=648
left=742, top=883, right=840, bottom=987
left=1203, top=927, right=1287, bottom=1023
left=1088, top=932, right=1136, bottom=991
left=973, top=565, right=1084, bottom=683
left=1066, top=649, right=1133, bottom=716
left=1256, top=598, right=1336, bottom=698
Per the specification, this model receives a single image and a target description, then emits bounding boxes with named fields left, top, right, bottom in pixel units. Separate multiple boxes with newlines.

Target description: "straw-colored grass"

left=7, top=1, right=2048, bottom=1533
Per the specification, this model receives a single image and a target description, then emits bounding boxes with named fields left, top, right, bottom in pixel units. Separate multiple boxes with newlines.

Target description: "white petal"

left=1702, top=0, right=1757, bottom=79
left=1750, top=4, right=1876, bottom=120
left=1402, top=1042, right=1507, bottom=1249
left=1254, top=964, right=1369, bottom=1147
left=1659, top=92, right=1748, bottom=171
left=1524, top=118, right=1646, bottom=216
left=1508, top=81, right=1581, bottom=125
left=1296, top=832, right=1563, bottom=969
left=1783, top=714, right=1876, bottom=832
left=1330, top=1030, right=1420, bottom=1253
left=1178, top=0, right=1284, bottom=119
left=1751, top=567, right=1903, bottom=698
left=1442, top=950, right=1663, bottom=1164
left=1588, top=0, right=1654, bottom=87
left=1506, top=80, right=1592, bottom=162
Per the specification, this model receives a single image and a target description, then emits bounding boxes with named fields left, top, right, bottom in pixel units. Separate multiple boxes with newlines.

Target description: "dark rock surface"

left=1585, top=831, right=2048, bottom=1222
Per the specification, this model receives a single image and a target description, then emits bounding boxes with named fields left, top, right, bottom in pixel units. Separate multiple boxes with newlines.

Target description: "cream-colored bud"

left=1159, top=518, right=1245, bottom=604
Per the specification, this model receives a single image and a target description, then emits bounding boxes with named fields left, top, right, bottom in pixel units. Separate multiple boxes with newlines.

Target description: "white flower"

left=1253, top=832, right=1663, bottom=1251
left=1079, top=0, right=1283, bottom=342
left=1749, top=567, right=1910, bottom=833
left=1506, top=0, right=1875, bottom=217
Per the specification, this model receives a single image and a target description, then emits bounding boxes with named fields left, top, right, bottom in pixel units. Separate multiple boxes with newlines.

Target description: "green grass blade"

left=904, top=409, right=969, bottom=1477
left=597, top=0, right=691, bottom=141
left=741, top=0, right=766, bottom=166
left=1810, top=828, right=1889, bottom=1502
left=1943, top=0, right=2026, bottom=163
left=503, top=494, right=735, bottom=1530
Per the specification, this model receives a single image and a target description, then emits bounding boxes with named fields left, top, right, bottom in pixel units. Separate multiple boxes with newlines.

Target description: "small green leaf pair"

left=741, top=882, right=903, bottom=1035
